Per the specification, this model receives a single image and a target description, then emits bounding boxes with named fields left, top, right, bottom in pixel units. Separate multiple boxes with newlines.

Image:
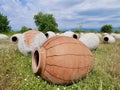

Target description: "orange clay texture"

left=33, top=36, right=94, bottom=85
left=24, top=30, right=40, bottom=47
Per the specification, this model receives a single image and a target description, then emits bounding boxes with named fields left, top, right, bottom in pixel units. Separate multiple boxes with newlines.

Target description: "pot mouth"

left=11, top=36, right=18, bottom=42
left=32, top=49, right=41, bottom=73
left=73, top=34, right=78, bottom=39
left=104, top=37, right=109, bottom=41
left=34, top=50, right=39, bottom=67
left=45, top=33, right=49, bottom=38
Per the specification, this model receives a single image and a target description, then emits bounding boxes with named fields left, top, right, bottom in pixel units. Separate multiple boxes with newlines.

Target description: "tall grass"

left=0, top=39, right=120, bottom=90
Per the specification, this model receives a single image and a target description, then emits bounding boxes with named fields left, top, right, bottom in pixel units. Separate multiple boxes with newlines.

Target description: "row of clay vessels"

left=10, top=30, right=93, bottom=85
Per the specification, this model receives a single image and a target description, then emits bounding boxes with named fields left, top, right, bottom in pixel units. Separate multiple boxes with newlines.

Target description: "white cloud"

left=0, top=0, right=120, bottom=31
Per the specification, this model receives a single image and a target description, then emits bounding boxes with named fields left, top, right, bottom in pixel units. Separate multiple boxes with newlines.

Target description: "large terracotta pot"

left=32, top=36, right=93, bottom=84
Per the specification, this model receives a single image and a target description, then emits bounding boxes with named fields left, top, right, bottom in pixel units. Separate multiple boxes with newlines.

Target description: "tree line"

left=0, top=12, right=120, bottom=33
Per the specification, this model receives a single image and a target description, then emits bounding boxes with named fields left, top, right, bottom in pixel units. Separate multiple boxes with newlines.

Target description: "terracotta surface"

left=32, top=36, right=94, bottom=84
left=24, top=30, right=40, bottom=47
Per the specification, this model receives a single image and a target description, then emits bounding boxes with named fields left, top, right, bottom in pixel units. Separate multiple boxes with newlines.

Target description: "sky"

left=0, top=0, right=120, bottom=31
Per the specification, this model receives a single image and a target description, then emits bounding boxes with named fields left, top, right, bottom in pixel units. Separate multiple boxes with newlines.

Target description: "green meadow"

left=0, top=38, right=120, bottom=90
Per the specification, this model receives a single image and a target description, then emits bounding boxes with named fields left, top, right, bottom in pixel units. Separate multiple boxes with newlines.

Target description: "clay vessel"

left=32, top=36, right=93, bottom=84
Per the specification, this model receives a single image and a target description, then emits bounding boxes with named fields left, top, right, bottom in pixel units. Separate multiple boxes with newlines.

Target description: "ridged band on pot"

left=32, top=36, right=94, bottom=84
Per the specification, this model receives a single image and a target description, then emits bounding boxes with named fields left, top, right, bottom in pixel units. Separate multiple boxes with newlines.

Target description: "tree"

left=101, top=24, right=112, bottom=33
left=28, top=28, right=32, bottom=30
left=0, top=13, right=11, bottom=32
left=19, top=26, right=29, bottom=33
left=34, top=12, right=59, bottom=33
left=114, top=28, right=119, bottom=33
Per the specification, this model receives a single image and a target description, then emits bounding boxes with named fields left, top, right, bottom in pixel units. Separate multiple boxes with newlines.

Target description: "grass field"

left=0, top=38, right=120, bottom=90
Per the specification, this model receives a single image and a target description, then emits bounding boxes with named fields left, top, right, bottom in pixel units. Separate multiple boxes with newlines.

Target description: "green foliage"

left=73, top=30, right=81, bottom=33
left=0, top=13, right=11, bottom=32
left=28, top=28, right=32, bottom=30
left=114, top=28, right=120, bottom=33
left=1, top=31, right=16, bottom=36
left=34, top=12, right=59, bottom=33
left=19, top=26, right=29, bottom=33
left=88, top=30, right=98, bottom=33
left=100, top=24, right=112, bottom=33
left=73, top=29, right=86, bottom=33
